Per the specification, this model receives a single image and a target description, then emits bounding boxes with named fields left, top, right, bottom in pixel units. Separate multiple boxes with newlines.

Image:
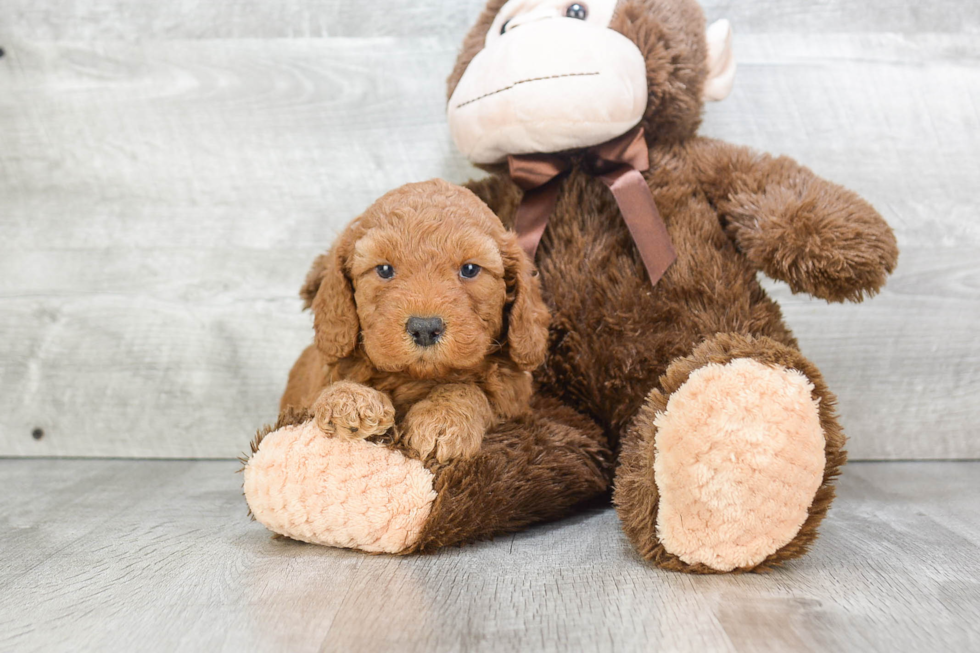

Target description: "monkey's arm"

left=691, top=138, right=898, bottom=302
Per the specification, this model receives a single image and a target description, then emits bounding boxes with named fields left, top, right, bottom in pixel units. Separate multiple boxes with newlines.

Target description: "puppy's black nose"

left=406, top=316, right=444, bottom=347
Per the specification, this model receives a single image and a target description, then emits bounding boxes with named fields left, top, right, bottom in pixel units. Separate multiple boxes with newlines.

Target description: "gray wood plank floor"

left=1, top=459, right=978, bottom=652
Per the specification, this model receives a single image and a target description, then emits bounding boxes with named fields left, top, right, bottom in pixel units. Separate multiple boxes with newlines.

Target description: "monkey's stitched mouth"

left=454, top=71, right=600, bottom=109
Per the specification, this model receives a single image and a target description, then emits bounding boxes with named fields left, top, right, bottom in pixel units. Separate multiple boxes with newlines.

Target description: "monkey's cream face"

left=448, top=0, right=648, bottom=165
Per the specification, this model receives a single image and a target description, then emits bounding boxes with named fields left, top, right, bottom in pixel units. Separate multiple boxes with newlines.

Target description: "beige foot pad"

left=653, top=358, right=826, bottom=571
left=243, top=421, right=437, bottom=553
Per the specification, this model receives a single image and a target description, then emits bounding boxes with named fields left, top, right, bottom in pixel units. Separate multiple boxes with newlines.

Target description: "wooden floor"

left=1, top=460, right=978, bottom=652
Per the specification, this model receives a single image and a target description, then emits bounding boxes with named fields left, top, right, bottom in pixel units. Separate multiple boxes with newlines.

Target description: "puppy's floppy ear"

left=300, top=235, right=359, bottom=364
left=500, top=232, right=550, bottom=371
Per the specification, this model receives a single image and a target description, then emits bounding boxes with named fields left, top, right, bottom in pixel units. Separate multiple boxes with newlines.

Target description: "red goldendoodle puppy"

left=280, top=179, right=551, bottom=462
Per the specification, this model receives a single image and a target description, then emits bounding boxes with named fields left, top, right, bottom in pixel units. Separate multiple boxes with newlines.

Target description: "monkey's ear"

left=500, top=233, right=551, bottom=371
left=704, top=19, right=736, bottom=102
left=302, top=238, right=360, bottom=365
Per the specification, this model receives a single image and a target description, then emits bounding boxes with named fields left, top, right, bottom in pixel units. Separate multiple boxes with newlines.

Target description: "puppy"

left=280, top=179, right=551, bottom=462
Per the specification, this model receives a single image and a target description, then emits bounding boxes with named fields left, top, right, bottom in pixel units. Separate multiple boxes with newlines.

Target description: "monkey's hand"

left=695, top=138, right=899, bottom=303
left=312, top=381, right=395, bottom=440
left=400, top=384, right=492, bottom=463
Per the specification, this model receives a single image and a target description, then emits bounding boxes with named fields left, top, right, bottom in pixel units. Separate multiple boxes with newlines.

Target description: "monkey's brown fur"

left=249, top=0, right=897, bottom=572
left=282, top=179, right=552, bottom=462
left=247, top=397, right=613, bottom=550
left=443, top=0, right=897, bottom=571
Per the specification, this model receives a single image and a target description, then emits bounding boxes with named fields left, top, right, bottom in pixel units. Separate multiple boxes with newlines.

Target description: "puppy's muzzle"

left=406, top=316, right=445, bottom=348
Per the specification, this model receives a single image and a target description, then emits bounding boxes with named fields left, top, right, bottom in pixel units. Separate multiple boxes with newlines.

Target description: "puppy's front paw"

left=402, top=402, right=484, bottom=463
left=313, top=381, right=395, bottom=440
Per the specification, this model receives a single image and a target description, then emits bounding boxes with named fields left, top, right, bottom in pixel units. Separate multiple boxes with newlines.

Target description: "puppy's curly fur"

left=281, top=179, right=551, bottom=462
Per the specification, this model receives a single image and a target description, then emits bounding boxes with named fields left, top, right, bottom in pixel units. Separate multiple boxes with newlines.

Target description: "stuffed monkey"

left=244, top=0, right=897, bottom=572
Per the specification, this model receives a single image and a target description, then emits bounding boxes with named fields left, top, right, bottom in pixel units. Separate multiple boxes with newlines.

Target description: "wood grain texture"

left=0, top=37, right=471, bottom=458
left=1, top=459, right=978, bottom=652
left=3, top=0, right=978, bottom=39
left=0, top=16, right=978, bottom=457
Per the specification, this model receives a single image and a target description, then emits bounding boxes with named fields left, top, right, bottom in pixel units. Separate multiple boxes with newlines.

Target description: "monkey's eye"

left=565, top=3, right=587, bottom=20
left=460, top=263, right=482, bottom=279
left=375, top=264, right=395, bottom=279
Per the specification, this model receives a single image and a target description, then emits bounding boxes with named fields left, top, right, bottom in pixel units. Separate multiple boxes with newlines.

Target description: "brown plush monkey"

left=244, top=0, right=897, bottom=573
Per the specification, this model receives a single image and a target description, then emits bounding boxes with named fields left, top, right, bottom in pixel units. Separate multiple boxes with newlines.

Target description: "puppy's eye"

left=500, top=18, right=511, bottom=34
left=565, top=3, right=587, bottom=20
left=460, top=263, right=481, bottom=279
left=375, top=264, right=395, bottom=279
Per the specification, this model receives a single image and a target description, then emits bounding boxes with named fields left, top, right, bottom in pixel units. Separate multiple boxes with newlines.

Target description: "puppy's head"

left=302, top=179, right=550, bottom=378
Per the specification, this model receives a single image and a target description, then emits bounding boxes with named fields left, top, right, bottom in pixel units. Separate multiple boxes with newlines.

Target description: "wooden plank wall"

left=1, top=1, right=977, bottom=459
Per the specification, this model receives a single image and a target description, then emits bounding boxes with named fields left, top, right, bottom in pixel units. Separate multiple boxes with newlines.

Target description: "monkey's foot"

left=653, top=358, right=825, bottom=571
left=615, top=334, right=845, bottom=573
left=243, top=397, right=611, bottom=555
left=244, top=420, right=436, bottom=553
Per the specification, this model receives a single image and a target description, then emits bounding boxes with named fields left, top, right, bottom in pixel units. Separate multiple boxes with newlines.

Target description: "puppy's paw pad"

left=313, top=382, right=395, bottom=439
left=402, top=406, right=483, bottom=463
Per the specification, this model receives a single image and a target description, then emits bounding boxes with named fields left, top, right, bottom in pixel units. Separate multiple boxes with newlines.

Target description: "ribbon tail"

left=513, top=179, right=561, bottom=259
left=599, top=167, right=676, bottom=285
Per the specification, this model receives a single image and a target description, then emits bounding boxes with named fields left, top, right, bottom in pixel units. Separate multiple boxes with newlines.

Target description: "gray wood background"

left=1, top=1, right=978, bottom=459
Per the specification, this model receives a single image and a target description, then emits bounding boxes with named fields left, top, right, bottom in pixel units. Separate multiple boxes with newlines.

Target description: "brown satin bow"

left=507, top=126, right=676, bottom=286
